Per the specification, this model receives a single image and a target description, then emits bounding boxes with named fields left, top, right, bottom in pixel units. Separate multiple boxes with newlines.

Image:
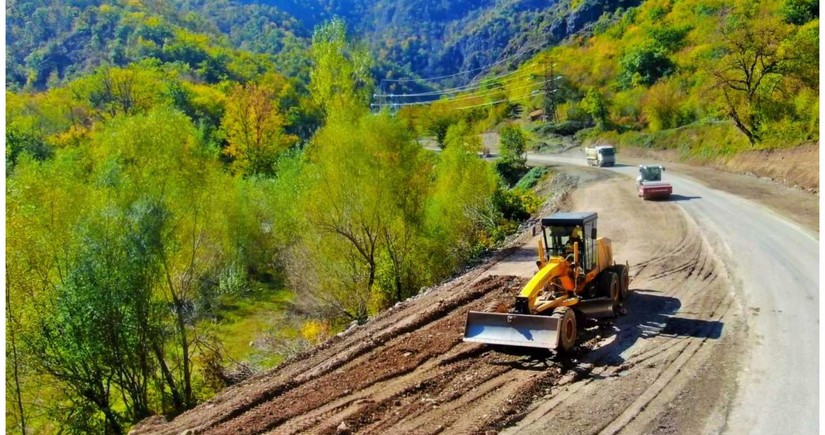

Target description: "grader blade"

left=463, top=311, right=561, bottom=349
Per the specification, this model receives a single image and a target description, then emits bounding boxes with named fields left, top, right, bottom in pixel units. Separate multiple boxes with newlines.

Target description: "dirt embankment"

left=135, top=170, right=743, bottom=435
left=620, top=143, right=819, bottom=194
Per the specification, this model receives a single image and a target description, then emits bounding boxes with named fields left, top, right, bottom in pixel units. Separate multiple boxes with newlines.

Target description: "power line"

left=380, top=50, right=527, bottom=84
left=450, top=89, right=553, bottom=111
left=371, top=75, right=553, bottom=109
left=374, top=65, right=539, bottom=99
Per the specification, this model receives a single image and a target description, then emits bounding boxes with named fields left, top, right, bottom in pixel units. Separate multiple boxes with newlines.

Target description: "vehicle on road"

left=464, top=212, right=629, bottom=352
left=636, top=164, right=672, bottom=200
left=585, top=145, right=616, bottom=167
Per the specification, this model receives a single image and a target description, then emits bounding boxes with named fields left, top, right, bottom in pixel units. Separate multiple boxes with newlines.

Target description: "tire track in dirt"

left=500, top=175, right=742, bottom=435
left=200, top=276, right=527, bottom=435
left=138, top=172, right=743, bottom=435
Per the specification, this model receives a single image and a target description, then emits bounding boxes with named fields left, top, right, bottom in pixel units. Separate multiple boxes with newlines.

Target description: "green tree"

left=425, top=109, right=460, bottom=148
left=426, top=123, right=499, bottom=275
left=713, top=17, right=797, bottom=144
left=24, top=207, right=165, bottom=433
left=499, top=124, right=527, bottom=163
left=70, top=66, right=165, bottom=120
left=781, top=0, right=818, bottom=24
left=309, top=18, right=373, bottom=124
left=296, top=113, right=428, bottom=321
left=619, top=41, right=676, bottom=87
left=582, top=88, right=610, bottom=131
left=6, top=267, right=27, bottom=435
left=495, top=124, right=528, bottom=186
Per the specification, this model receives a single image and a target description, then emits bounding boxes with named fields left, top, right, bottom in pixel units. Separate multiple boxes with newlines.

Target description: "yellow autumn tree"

left=223, top=81, right=297, bottom=176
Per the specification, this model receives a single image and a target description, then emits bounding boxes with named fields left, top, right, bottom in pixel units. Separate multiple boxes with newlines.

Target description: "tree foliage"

left=309, top=18, right=373, bottom=124
left=582, top=88, right=610, bottom=131
left=495, top=124, right=529, bottom=186
left=7, top=107, right=263, bottom=432
left=619, top=41, right=676, bottom=87
left=781, top=0, right=819, bottom=24
left=713, top=15, right=801, bottom=144
left=223, top=80, right=298, bottom=176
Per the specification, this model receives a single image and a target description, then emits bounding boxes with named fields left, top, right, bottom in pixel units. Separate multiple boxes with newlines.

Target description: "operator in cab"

left=565, top=226, right=583, bottom=259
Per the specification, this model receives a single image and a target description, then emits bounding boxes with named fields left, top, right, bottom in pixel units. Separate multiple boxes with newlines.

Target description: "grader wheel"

left=614, top=264, right=630, bottom=300
left=551, top=307, right=577, bottom=352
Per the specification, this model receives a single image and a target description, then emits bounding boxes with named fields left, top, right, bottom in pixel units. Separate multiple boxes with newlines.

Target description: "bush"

left=532, top=120, right=591, bottom=136
left=495, top=158, right=528, bottom=187
left=493, top=185, right=540, bottom=221
left=781, top=0, right=818, bottom=24
left=499, top=124, right=527, bottom=159
left=642, top=81, right=696, bottom=131
left=515, top=166, right=549, bottom=190
left=618, top=41, right=676, bottom=87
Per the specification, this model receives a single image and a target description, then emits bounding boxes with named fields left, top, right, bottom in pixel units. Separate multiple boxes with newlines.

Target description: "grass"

left=210, top=281, right=297, bottom=370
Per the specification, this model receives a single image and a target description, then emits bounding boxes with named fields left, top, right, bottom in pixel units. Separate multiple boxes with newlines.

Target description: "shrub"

left=781, top=0, right=818, bottom=24
left=515, top=166, right=549, bottom=190
left=618, top=41, right=676, bottom=87
left=642, top=81, right=696, bottom=131
left=492, top=185, right=540, bottom=221
left=533, top=120, right=591, bottom=136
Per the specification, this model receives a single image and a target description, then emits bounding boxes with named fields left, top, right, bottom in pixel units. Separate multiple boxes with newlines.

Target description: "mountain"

left=6, top=0, right=639, bottom=91
left=5, top=0, right=312, bottom=90
left=245, top=0, right=642, bottom=88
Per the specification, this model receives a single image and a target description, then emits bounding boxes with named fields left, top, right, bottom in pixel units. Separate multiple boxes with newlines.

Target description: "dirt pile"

left=135, top=274, right=586, bottom=434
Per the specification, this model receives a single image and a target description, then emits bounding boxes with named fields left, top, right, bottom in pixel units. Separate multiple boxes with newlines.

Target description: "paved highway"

left=526, top=152, right=819, bottom=434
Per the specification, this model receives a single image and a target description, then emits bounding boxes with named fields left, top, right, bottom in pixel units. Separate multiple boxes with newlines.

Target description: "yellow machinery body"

left=464, top=212, right=628, bottom=351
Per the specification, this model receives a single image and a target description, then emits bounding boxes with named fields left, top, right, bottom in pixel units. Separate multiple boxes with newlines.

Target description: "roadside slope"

left=137, top=167, right=744, bottom=434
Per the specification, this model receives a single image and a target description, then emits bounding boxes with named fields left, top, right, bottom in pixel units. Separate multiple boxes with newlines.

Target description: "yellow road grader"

left=464, top=212, right=629, bottom=352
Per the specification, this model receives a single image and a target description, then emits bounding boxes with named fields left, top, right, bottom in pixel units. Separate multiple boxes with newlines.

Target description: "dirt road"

left=137, top=160, right=761, bottom=434
left=527, top=152, right=819, bottom=435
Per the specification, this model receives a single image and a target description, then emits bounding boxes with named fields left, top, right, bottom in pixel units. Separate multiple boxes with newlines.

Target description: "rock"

left=336, top=421, right=350, bottom=434
left=128, top=415, right=168, bottom=435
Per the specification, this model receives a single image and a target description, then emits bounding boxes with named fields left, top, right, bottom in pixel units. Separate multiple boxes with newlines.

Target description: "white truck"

left=585, top=145, right=616, bottom=167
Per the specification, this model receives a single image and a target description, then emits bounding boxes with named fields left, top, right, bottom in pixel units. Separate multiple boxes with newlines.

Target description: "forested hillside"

left=402, top=0, right=818, bottom=161
left=7, top=0, right=642, bottom=91
left=248, top=0, right=645, bottom=89
left=6, top=11, right=546, bottom=432
left=5, top=0, right=818, bottom=433
left=6, top=0, right=403, bottom=90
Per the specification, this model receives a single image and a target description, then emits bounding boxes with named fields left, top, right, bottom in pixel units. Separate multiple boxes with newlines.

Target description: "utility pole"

left=543, top=57, right=558, bottom=122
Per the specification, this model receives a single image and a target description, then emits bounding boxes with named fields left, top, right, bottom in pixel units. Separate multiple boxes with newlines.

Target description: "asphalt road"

left=525, top=152, right=819, bottom=434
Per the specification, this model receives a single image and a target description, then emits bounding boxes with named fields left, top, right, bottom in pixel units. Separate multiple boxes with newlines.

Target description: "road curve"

left=526, top=152, right=819, bottom=435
